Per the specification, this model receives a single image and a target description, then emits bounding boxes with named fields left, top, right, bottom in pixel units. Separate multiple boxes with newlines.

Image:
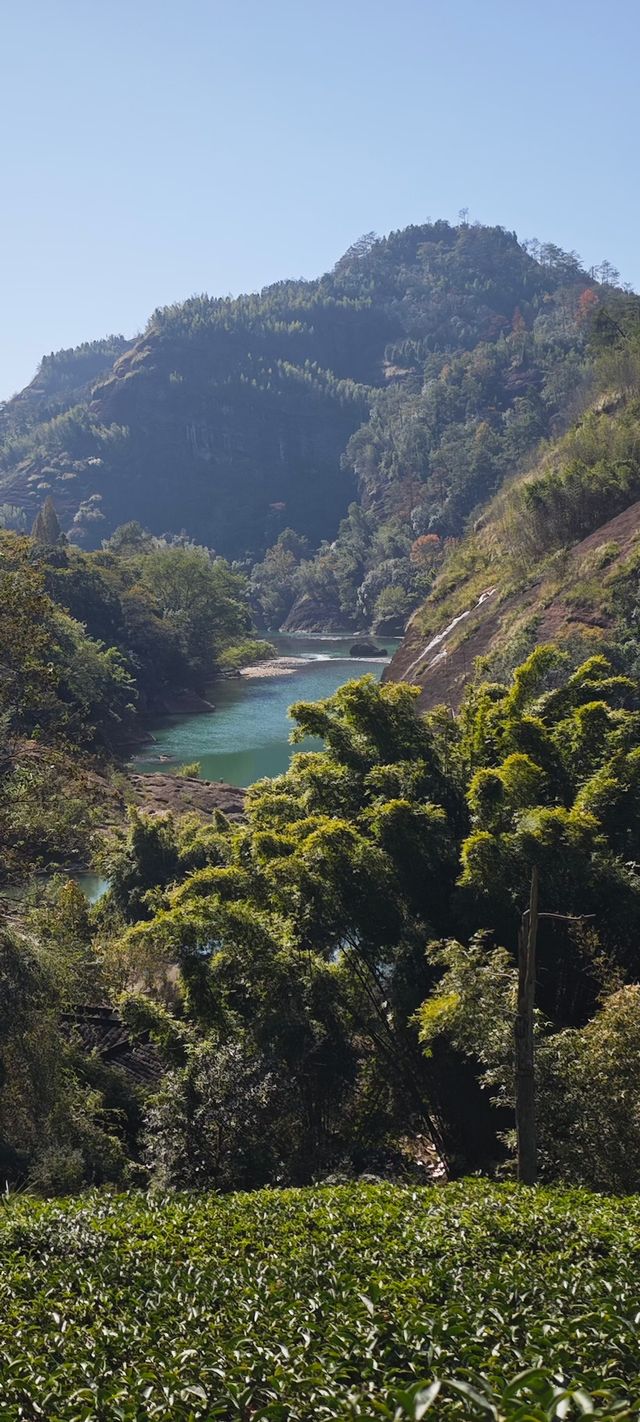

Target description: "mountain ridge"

left=0, top=221, right=600, bottom=543
left=0, top=219, right=619, bottom=635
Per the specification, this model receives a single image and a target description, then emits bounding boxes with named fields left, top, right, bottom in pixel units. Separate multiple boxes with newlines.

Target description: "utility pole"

left=515, top=866, right=539, bottom=1185
left=514, top=872, right=594, bottom=1186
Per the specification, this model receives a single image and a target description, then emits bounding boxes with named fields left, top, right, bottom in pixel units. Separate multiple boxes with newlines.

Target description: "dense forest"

left=4, top=218, right=640, bottom=1415
left=0, top=510, right=274, bottom=882
left=0, top=222, right=621, bottom=633
left=385, top=288, right=640, bottom=704
left=5, top=529, right=640, bottom=1196
left=2, top=224, right=640, bottom=1197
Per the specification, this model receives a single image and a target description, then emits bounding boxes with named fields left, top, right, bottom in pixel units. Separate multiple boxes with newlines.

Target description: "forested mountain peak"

left=1, top=336, right=130, bottom=432
left=0, top=220, right=618, bottom=631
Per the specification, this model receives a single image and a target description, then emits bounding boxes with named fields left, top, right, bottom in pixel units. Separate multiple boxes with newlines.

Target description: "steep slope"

left=0, top=336, right=131, bottom=532
left=0, top=335, right=130, bottom=436
left=0, top=222, right=603, bottom=570
left=385, top=381, right=640, bottom=707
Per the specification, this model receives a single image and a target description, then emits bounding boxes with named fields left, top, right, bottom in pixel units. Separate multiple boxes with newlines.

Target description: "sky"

left=1, top=0, right=639, bottom=399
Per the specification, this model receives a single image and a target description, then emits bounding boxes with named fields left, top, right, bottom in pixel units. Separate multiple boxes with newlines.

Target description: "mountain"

left=385, top=310, right=640, bottom=705
left=0, top=221, right=618, bottom=627
left=0, top=221, right=600, bottom=528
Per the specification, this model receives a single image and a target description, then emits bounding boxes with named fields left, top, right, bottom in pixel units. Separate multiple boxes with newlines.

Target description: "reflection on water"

left=73, top=872, right=109, bottom=904
left=1, top=870, right=109, bottom=907
left=133, top=634, right=395, bottom=788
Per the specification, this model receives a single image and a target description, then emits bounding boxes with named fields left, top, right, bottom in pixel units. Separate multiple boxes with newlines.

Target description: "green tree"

left=140, top=547, right=249, bottom=676
left=0, top=918, right=127, bottom=1191
left=109, top=677, right=465, bottom=1174
left=418, top=647, right=640, bottom=1178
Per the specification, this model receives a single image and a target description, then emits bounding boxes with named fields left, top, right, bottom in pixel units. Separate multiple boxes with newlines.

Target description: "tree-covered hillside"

left=386, top=291, right=640, bottom=706
left=0, top=516, right=270, bottom=881
left=0, top=222, right=615, bottom=629
left=5, top=277, right=640, bottom=1216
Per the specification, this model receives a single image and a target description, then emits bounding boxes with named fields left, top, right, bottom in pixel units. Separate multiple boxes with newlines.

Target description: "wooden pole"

left=514, top=882, right=593, bottom=1186
left=515, top=865, right=539, bottom=1185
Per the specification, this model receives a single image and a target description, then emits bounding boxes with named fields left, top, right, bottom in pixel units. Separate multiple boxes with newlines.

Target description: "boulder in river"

left=349, top=640, right=388, bottom=657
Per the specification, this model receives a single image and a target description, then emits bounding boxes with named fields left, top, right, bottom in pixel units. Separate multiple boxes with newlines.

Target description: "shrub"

left=175, top=760, right=201, bottom=778
left=217, top=638, right=275, bottom=671
left=144, top=1037, right=294, bottom=1190
left=537, top=984, right=640, bottom=1192
left=0, top=1182, right=638, bottom=1416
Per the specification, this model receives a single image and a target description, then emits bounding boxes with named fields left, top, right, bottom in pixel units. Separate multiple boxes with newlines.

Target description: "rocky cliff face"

left=384, top=589, right=502, bottom=709
left=78, top=335, right=367, bottom=556
left=0, top=290, right=376, bottom=553
left=280, top=589, right=354, bottom=634
left=385, top=493, right=640, bottom=708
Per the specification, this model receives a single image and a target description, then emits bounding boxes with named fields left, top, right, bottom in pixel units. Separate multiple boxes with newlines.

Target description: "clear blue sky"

left=1, top=0, right=638, bottom=399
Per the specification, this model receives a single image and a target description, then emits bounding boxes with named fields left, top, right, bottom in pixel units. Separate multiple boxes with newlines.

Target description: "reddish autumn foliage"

left=577, top=288, right=599, bottom=324
left=511, top=306, right=526, bottom=333
left=410, top=533, right=441, bottom=566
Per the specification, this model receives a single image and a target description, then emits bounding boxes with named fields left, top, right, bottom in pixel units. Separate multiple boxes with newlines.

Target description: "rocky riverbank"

left=129, top=772, right=245, bottom=819
left=239, top=656, right=308, bottom=679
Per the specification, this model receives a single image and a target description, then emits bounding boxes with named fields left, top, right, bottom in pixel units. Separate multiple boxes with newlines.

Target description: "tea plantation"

left=0, top=1181, right=638, bottom=1420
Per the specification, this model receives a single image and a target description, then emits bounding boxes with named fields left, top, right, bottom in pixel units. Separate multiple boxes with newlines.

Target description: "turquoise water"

left=132, top=635, right=394, bottom=788
left=73, top=871, right=110, bottom=903
left=0, top=638, right=393, bottom=907
left=2, top=870, right=109, bottom=906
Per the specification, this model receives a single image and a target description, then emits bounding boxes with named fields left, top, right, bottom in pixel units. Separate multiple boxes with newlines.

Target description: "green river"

left=6, top=636, right=392, bottom=905
left=131, top=634, right=394, bottom=788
